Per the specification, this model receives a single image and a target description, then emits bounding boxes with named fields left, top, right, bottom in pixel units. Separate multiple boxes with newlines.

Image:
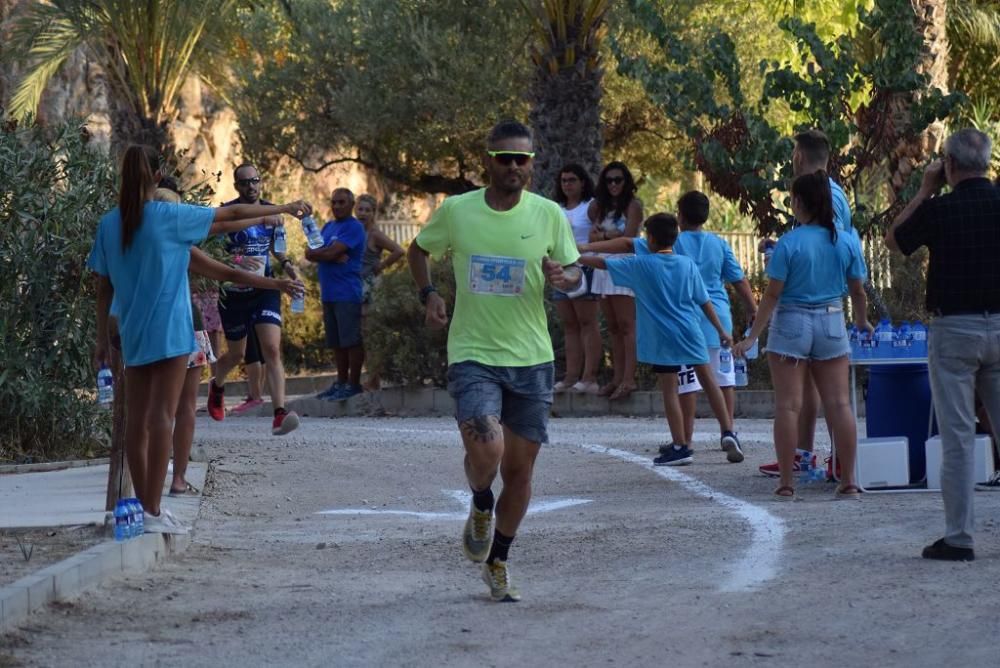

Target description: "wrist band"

left=234, top=255, right=243, bottom=266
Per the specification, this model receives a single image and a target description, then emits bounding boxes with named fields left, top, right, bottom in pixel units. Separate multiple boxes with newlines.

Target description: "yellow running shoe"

left=462, top=505, right=493, bottom=562
left=481, top=560, right=521, bottom=602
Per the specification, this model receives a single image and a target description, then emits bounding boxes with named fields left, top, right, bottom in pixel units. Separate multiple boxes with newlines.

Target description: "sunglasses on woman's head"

left=488, top=150, right=535, bottom=166
left=605, top=176, right=625, bottom=185
left=236, top=177, right=261, bottom=186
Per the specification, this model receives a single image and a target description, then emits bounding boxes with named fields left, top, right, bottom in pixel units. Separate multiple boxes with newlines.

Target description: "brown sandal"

left=597, top=382, right=618, bottom=397
left=835, top=484, right=862, bottom=501
left=609, top=383, right=637, bottom=401
left=773, top=485, right=796, bottom=501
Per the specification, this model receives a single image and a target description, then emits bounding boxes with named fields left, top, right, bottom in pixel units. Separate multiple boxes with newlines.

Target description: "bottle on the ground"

left=301, top=215, right=324, bottom=249
left=273, top=225, right=287, bottom=254
left=719, top=346, right=733, bottom=375
left=799, top=453, right=826, bottom=483
left=97, top=365, right=113, bottom=407
left=114, top=500, right=129, bottom=542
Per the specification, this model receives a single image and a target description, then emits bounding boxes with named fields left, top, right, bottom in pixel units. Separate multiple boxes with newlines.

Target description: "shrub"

left=0, top=117, right=117, bottom=463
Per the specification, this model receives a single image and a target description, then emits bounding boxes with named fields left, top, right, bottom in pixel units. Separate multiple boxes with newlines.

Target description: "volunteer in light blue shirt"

left=89, top=144, right=311, bottom=534
left=735, top=172, right=871, bottom=500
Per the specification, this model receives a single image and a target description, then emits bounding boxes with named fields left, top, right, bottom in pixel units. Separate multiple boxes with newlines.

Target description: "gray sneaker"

left=481, top=560, right=521, bottom=602
left=462, top=504, right=493, bottom=562
left=975, top=471, right=1000, bottom=491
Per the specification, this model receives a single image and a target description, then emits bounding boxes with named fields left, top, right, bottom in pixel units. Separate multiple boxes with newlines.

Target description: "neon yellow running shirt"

left=416, top=189, right=580, bottom=367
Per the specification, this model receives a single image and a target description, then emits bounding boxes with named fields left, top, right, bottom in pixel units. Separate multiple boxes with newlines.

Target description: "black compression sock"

left=486, top=530, right=514, bottom=564
left=471, top=486, right=494, bottom=512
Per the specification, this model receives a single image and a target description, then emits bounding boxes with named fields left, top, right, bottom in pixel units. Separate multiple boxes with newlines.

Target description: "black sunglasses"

left=488, top=150, right=535, bottom=166
left=236, top=177, right=261, bottom=186
left=605, top=176, right=625, bottom=185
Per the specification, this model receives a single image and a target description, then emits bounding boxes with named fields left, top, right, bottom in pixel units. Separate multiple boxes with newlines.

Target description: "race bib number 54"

left=468, top=255, right=527, bottom=296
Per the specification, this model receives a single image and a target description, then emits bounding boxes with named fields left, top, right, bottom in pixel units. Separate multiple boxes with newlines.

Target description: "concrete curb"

left=1, top=508, right=197, bottom=632
left=0, top=458, right=111, bottom=476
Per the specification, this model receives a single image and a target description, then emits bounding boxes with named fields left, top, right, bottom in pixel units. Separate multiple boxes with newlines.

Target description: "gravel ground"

left=0, top=526, right=106, bottom=586
left=3, top=416, right=999, bottom=667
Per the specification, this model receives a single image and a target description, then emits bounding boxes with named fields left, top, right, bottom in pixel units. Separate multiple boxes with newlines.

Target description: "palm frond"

left=950, top=0, right=1000, bottom=49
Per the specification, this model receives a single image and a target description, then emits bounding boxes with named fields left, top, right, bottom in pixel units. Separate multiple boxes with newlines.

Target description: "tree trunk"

left=530, top=63, right=604, bottom=196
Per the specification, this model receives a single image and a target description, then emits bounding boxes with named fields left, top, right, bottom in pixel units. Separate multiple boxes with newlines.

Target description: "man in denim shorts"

left=407, top=120, right=582, bottom=602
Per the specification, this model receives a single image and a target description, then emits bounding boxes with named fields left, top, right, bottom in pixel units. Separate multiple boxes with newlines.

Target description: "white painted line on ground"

left=576, top=443, right=785, bottom=593
left=317, top=489, right=591, bottom=521
left=344, top=424, right=785, bottom=444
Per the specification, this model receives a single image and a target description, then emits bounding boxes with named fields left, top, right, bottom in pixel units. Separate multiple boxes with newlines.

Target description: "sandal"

left=553, top=380, right=578, bottom=393
left=609, top=383, right=637, bottom=401
left=570, top=381, right=600, bottom=395
left=773, top=485, right=796, bottom=501
left=597, top=382, right=618, bottom=397
left=168, top=482, right=201, bottom=497
left=835, top=484, right=862, bottom=501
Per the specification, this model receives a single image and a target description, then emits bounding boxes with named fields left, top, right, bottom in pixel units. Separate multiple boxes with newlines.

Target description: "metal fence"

left=379, top=221, right=891, bottom=288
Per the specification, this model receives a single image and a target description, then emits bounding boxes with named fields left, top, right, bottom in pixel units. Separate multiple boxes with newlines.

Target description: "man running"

left=408, top=120, right=582, bottom=602
left=207, top=163, right=300, bottom=435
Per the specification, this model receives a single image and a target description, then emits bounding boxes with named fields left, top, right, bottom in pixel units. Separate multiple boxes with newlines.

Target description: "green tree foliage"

left=617, top=0, right=963, bottom=236
left=4, top=0, right=256, bottom=149
left=232, top=0, right=529, bottom=195
left=0, top=117, right=117, bottom=462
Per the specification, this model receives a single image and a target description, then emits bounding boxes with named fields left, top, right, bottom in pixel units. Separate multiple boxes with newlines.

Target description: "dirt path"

left=3, top=417, right=998, bottom=667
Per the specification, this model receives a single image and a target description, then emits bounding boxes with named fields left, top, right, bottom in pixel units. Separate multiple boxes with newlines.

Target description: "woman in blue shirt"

left=89, top=145, right=312, bottom=534
left=735, top=172, right=872, bottom=501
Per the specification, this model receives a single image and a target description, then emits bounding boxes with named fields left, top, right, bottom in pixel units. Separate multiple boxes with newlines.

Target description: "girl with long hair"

left=735, top=171, right=872, bottom=500
left=89, top=145, right=311, bottom=533
left=588, top=162, right=643, bottom=400
left=551, top=164, right=601, bottom=394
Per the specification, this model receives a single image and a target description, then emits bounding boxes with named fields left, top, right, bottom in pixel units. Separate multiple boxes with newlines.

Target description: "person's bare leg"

left=600, top=298, right=622, bottom=393
left=679, top=391, right=697, bottom=445
left=348, top=345, right=364, bottom=387
left=208, top=330, right=223, bottom=379
left=574, top=300, right=601, bottom=384
left=124, top=367, right=153, bottom=509
left=246, top=362, right=263, bottom=401
left=722, top=386, right=736, bottom=424
left=659, top=373, right=686, bottom=444
left=610, top=296, right=637, bottom=394
left=693, top=364, right=733, bottom=433
left=127, top=356, right=189, bottom=515
left=171, top=367, right=202, bottom=493
left=459, top=416, right=504, bottom=493
left=213, top=336, right=247, bottom=388
left=810, top=357, right=858, bottom=489
left=556, top=300, right=582, bottom=385
left=335, top=348, right=349, bottom=385
left=255, top=323, right=286, bottom=409
left=798, top=373, right=820, bottom=452
left=494, top=426, right=542, bottom=537
left=768, top=353, right=809, bottom=491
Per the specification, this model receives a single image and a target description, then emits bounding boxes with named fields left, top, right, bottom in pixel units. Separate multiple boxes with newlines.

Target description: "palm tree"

left=4, top=0, right=248, bottom=151
left=521, top=0, right=610, bottom=196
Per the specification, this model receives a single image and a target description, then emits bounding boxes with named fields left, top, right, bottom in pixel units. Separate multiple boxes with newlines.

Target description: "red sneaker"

left=758, top=452, right=816, bottom=478
left=207, top=379, right=225, bottom=422
left=272, top=408, right=300, bottom=436
left=230, top=396, right=264, bottom=416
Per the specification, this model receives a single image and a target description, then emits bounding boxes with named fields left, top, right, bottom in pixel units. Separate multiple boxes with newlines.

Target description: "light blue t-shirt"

left=829, top=179, right=853, bottom=235
left=88, top=202, right=214, bottom=367
left=666, top=231, right=744, bottom=347
left=766, top=225, right=867, bottom=305
left=606, top=252, right=711, bottom=366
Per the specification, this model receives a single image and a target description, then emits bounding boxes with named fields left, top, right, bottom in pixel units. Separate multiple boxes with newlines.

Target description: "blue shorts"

left=766, top=302, right=849, bottom=361
left=219, top=289, right=282, bottom=342
left=323, top=301, right=363, bottom=348
left=447, top=361, right=554, bottom=444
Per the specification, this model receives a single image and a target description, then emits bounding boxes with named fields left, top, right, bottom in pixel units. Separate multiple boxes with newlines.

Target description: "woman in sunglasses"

left=551, top=164, right=601, bottom=394
left=588, top=162, right=643, bottom=400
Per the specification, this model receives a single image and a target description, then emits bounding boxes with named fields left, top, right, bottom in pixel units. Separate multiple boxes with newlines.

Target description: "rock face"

left=0, top=1, right=379, bottom=209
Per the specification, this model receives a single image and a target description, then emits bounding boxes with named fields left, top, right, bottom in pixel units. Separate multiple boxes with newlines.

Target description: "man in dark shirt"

left=887, top=128, right=1000, bottom=562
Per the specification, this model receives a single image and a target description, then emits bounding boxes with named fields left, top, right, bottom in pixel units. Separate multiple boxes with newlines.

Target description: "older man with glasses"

left=886, top=128, right=1000, bottom=562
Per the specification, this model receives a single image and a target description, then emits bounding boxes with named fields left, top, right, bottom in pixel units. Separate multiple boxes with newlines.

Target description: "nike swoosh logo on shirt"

left=520, top=234, right=533, bottom=239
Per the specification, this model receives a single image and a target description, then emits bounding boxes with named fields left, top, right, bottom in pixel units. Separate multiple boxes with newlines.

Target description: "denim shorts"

left=766, top=302, right=849, bottom=361
left=550, top=266, right=598, bottom=302
left=447, top=361, right=554, bottom=444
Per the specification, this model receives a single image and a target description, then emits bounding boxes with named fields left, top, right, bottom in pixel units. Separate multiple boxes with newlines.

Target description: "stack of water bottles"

left=849, top=318, right=928, bottom=361
left=113, top=497, right=145, bottom=541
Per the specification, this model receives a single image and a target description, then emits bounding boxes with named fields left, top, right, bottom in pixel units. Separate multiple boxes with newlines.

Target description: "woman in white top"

left=551, top=164, right=600, bottom=394
left=588, top=162, right=643, bottom=400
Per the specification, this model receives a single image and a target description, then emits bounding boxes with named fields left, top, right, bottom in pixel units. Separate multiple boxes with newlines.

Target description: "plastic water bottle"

left=847, top=324, right=858, bottom=359
left=719, top=346, right=733, bottom=374
left=301, top=215, right=324, bottom=249
left=893, top=321, right=912, bottom=359
left=874, top=318, right=893, bottom=360
left=744, top=328, right=759, bottom=360
left=290, top=293, right=305, bottom=314
left=911, top=320, right=928, bottom=358
left=734, top=356, right=749, bottom=387
left=799, top=454, right=826, bottom=483
left=273, top=225, right=287, bottom=254
left=113, top=500, right=130, bottom=542
left=127, top=498, right=143, bottom=538
left=97, top=365, right=113, bottom=407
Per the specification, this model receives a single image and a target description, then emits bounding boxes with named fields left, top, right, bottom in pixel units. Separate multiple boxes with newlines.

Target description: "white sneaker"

left=144, top=509, right=189, bottom=535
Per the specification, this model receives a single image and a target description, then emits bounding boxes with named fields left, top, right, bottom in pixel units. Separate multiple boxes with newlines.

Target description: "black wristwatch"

left=419, top=285, right=438, bottom=305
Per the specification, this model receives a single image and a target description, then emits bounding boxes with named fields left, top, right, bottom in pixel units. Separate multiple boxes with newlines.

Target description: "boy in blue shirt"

left=577, top=214, right=743, bottom=466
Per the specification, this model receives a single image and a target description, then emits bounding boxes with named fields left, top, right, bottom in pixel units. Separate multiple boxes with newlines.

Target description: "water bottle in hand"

left=744, top=328, right=759, bottom=360
left=719, top=346, right=733, bottom=375
left=97, top=365, right=113, bottom=407
left=291, top=293, right=305, bottom=313
left=734, top=356, right=748, bottom=387
left=301, top=215, right=324, bottom=249
left=273, top=225, right=287, bottom=254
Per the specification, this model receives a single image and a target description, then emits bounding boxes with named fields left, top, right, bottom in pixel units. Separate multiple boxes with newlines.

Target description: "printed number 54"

left=481, top=264, right=511, bottom=282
